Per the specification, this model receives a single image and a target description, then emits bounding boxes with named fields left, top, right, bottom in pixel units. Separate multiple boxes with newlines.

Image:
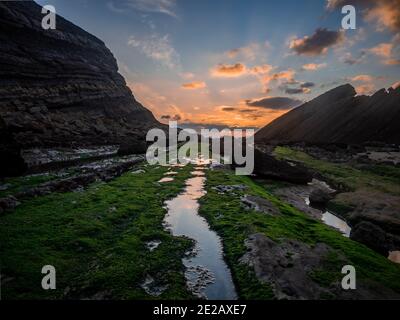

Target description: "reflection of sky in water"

left=164, top=172, right=237, bottom=300
left=305, top=196, right=351, bottom=237
left=322, top=212, right=351, bottom=237
left=388, top=251, right=400, bottom=264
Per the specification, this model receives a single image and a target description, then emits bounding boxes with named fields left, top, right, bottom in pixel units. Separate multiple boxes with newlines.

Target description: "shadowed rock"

left=0, top=1, right=164, bottom=176
left=254, top=149, right=313, bottom=184
left=255, top=84, right=400, bottom=145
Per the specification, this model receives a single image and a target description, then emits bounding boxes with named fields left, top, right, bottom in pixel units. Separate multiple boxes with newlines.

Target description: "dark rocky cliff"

left=255, top=84, right=400, bottom=145
left=0, top=1, right=162, bottom=175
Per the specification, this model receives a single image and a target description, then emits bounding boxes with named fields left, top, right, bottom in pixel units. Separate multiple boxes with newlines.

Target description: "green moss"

left=274, top=146, right=400, bottom=195
left=0, top=164, right=195, bottom=300
left=0, top=174, right=60, bottom=198
left=198, top=169, right=400, bottom=299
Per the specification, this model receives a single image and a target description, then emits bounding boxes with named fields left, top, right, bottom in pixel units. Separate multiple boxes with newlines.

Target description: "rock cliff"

left=255, top=84, right=400, bottom=145
left=0, top=1, right=162, bottom=175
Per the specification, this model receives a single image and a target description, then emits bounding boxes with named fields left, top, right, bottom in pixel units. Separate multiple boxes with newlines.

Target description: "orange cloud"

left=263, top=69, right=296, bottom=84
left=301, top=63, right=327, bottom=71
left=327, top=0, right=400, bottom=34
left=351, top=74, right=374, bottom=82
left=181, top=81, right=207, bottom=89
left=211, top=63, right=247, bottom=77
left=383, top=58, right=400, bottom=65
left=367, top=42, right=400, bottom=65
left=249, top=64, right=274, bottom=75
left=369, top=43, right=393, bottom=58
left=364, top=0, right=400, bottom=33
left=355, top=84, right=375, bottom=95
left=392, top=81, right=400, bottom=89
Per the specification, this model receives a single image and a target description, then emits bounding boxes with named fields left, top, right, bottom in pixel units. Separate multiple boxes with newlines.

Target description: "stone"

left=253, top=149, right=313, bottom=184
left=0, top=195, right=21, bottom=212
left=0, top=1, right=166, bottom=177
left=309, top=188, right=334, bottom=205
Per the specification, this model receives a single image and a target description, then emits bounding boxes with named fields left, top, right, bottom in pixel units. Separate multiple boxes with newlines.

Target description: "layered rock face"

left=255, top=84, right=400, bottom=145
left=0, top=1, right=161, bottom=175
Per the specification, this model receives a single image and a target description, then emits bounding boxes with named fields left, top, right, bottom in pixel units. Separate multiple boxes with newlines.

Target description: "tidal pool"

left=163, top=164, right=237, bottom=300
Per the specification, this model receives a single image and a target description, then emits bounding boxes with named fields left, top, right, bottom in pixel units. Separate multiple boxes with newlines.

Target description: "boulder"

left=309, top=188, right=334, bottom=205
left=350, top=221, right=389, bottom=255
left=253, top=148, right=313, bottom=184
left=0, top=195, right=21, bottom=213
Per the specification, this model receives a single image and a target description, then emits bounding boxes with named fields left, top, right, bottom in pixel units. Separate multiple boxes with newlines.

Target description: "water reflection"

left=388, top=251, right=400, bottom=264
left=163, top=168, right=237, bottom=300
left=322, top=212, right=351, bottom=237
left=305, top=196, right=351, bottom=237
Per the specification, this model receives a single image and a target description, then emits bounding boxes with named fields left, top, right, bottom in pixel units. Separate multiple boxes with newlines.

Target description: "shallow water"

left=163, top=165, right=237, bottom=300
left=388, top=251, right=400, bottom=264
left=305, top=196, right=351, bottom=237
left=321, top=212, right=351, bottom=237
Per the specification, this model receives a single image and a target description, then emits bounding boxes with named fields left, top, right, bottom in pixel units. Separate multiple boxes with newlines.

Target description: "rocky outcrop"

left=309, top=188, right=334, bottom=205
left=240, top=233, right=400, bottom=299
left=255, top=84, right=400, bottom=145
left=254, top=148, right=313, bottom=184
left=350, top=221, right=400, bottom=255
left=0, top=155, right=144, bottom=214
left=0, top=1, right=163, bottom=176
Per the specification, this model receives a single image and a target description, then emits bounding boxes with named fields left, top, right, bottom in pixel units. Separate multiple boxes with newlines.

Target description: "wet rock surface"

left=212, top=184, right=247, bottom=194
left=140, top=275, right=168, bottom=297
left=240, top=233, right=400, bottom=299
left=241, top=194, right=280, bottom=216
left=0, top=155, right=144, bottom=213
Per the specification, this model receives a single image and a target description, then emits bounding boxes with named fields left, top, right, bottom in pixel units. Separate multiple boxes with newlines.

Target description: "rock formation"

left=0, top=1, right=163, bottom=176
left=255, top=84, right=400, bottom=145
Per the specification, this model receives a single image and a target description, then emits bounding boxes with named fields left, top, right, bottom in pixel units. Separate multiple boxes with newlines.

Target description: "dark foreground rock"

left=309, top=188, right=334, bottom=205
left=350, top=221, right=400, bottom=256
left=0, top=1, right=164, bottom=177
left=254, top=149, right=313, bottom=184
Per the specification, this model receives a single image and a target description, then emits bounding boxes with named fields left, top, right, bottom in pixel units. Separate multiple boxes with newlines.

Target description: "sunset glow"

left=38, top=0, right=400, bottom=129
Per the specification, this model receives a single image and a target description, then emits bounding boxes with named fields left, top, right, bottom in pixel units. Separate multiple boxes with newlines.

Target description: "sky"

left=36, top=0, right=400, bottom=129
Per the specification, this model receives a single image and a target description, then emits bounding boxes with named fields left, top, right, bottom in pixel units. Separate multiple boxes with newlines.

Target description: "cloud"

left=341, top=52, right=366, bottom=65
left=301, top=63, right=327, bottom=71
left=226, top=43, right=262, bottom=61
left=289, top=28, right=345, bottom=56
left=181, top=81, right=206, bottom=89
left=221, top=106, right=236, bottom=112
left=300, top=82, right=315, bottom=88
left=211, top=63, right=247, bottom=77
left=350, top=74, right=375, bottom=82
left=249, top=64, right=274, bottom=75
left=367, top=42, right=400, bottom=64
left=368, top=43, right=393, bottom=58
left=355, top=84, right=375, bottom=95
left=392, top=81, right=400, bottom=89
left=264, top=69, right=296, bottom=84
left=123, top=0, right=177, bottom=17
left=127, top=34, right=180, bottom=69
left=245, top=97, right=302, bottom=110
left=161, top=114, right=181, bottom=121
left=326, top=0, right=400, bottom=35
left=285, top=87, right=311, bottom=94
